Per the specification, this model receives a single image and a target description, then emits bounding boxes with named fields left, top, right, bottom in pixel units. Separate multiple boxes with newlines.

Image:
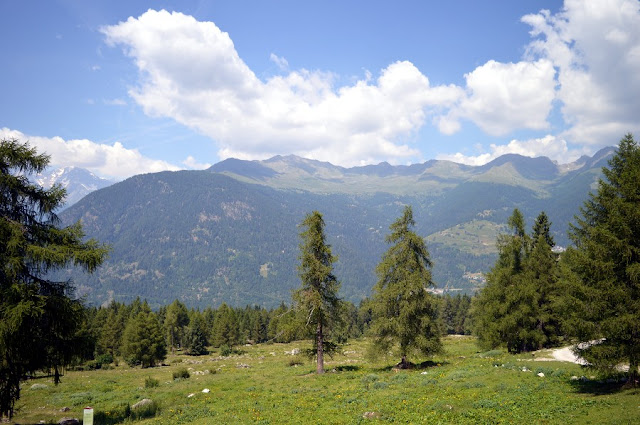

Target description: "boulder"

left=132, top=398, right=153, bottom=410
left=58, top=418, right=80, bottom=425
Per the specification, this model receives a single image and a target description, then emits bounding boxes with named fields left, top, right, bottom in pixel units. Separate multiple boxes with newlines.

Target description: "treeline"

left=65, top=293, right=472, bottom=370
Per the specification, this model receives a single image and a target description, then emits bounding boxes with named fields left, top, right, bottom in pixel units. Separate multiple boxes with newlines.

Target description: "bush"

left=145, top=376, right=160, bottom=388
left=219, top=344, right=233, bottom=356
left=173, top=368, right=190, bottom=380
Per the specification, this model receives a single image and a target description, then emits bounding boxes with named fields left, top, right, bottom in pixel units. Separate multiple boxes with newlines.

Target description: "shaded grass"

left=8, top=336, right=639, bottom=424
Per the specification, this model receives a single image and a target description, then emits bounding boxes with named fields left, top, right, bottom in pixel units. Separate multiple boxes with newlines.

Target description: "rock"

left=236, top=363, right=251, bottom=368
left=60, top=407, right=71, bottom=412
left=58, top=418, right=80, bottom=425
left=187, top=393, right=195, bottom=398
left=420, top=371, right=428, bottom=375
left=537, top=372, right=545, bottom=377
left=521, top=367, right=529, bottom=372
left=202, top=388, right=210, bottom=393
left=132, top=398, right=153, bottom=410
left=362, top=412, right=380, bottom=419
left=570, top=375, right=579, bottom=381
left=30, top=383, right=48, bottom=390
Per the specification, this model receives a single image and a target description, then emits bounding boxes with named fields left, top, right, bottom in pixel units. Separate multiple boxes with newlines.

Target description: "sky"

left=1, top=0, right=640, bottom=180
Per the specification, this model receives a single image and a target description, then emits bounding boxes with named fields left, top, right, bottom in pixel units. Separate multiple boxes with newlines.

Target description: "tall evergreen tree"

left=472, top=209, right=561, bottom=353
left=562, top=134, right=640, bottom=384
left=164, top=299, right=190, bottom=352
left=121, top=310, right=166, bottom=368
left=184, top=311, right=209, bottom=356
left=0, top=139, right=109, bottom=419
left=293, top=211, right=341, bottom=374
left=211, top=303, right=239, bottom=348
left=370, top=205, right=442, bottom=368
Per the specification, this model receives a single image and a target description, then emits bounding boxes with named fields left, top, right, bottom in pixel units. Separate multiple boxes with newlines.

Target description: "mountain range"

left=36, top=166, right=113, bottom=209
left=57, top=148, right=614, bottom=309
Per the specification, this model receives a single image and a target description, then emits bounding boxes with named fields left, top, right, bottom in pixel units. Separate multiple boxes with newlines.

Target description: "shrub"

left=173, top=368, right=190, bottom=380
left=220, top=344, right=233, bottom=356
left=145, top=376, right=160, bottom=388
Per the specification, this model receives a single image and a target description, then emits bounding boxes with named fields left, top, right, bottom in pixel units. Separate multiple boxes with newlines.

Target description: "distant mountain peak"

left=35, top=166, right=113, bottom=209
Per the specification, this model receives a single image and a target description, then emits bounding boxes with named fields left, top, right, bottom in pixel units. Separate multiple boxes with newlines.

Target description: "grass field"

left=9, top=336, right=639, bottom=424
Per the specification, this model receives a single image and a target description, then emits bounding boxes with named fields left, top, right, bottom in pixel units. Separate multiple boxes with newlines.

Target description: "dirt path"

left=550, top=346, right=588, bottom=365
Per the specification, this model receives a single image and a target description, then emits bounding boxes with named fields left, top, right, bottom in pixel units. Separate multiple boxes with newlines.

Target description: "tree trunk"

left=316, top=320, right=324, bottom=374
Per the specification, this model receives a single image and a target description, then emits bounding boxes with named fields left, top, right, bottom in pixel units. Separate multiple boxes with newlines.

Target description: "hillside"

left=59, top=148, right=614, bottom=308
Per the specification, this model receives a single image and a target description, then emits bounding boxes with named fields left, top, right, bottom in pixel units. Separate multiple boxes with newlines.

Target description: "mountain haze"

left=59, top=148, right=614, bottom=308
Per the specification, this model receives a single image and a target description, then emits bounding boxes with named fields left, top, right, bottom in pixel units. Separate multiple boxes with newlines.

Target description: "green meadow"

left=11, top=336, right=638, bottom=425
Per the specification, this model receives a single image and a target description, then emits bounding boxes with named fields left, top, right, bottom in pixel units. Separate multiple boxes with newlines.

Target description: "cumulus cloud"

left=182, top=155, right=211, bottom=169
left=100, top=4, right=640, bottom=167
left=0, top=128, right=180, bottom=180
left=101, top=9, right=465, bottom=166
left=437, top=135, right=586, bottom=166
left=522, top=0, right=640, bottom=145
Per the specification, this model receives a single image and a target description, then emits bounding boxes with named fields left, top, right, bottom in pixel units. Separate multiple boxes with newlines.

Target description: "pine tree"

left=472, top=209, right=561, bottom=353
left=293, top=211, right=341, bottom=374
left=184, top=311, right=208, bottom=356
left=211, top=303, right=239, bottom=348
left=0, top=139, right=109, bottom=419
left=121, top=310, right=166, bottom=368
left=164, top=300, right=190, bottom=353
left=562, top=134, right=640, bottom=384
left=370, top=205, right=442, bottom=368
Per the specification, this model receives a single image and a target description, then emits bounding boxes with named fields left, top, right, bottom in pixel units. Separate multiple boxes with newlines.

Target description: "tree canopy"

left=293, top=211, right=341, bottom=374
left=369, top=205, right=442, bottom=367
left=0, top=139, right=109, bottom=419
left=472, top=209, right=561, bottom=353
left=562, top=133, right=640, bottom=384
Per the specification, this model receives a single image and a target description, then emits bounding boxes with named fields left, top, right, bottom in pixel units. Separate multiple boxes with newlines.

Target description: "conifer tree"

left=293, top=211, right=341, bottom=374
left=562, top=134, right=640, bottom=384
left=0, top=139, right=109, bottom=419
left=211, top=303, right=239, bottom=348
left=164, top=299, right=190, bottom=352
left=121, top=310, right=166, bottom=368
left=370, top=205, right=442, bottom=368
left=472, top=209, right=561, bottom=353
left=184, top=312, right=208, bottom=356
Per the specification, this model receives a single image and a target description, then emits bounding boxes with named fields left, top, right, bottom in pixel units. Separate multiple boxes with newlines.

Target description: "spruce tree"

left=293, top=211, right=341, bottom=374
left=370, top=205, right=442, bottom=368
left=121, top=310, right=167, bottom=368
left=184, top=312, right=209, bottom=356
left=472, top=209, right=561, bottom=353
left=0, top=139, right=109, bottom=419
left=562, top=134, right=640, bottom=384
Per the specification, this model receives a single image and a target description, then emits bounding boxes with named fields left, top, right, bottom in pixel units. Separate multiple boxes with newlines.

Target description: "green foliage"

left=172, top=368, right=190, bottom=380
left=211, top=303, right=239, bottom=348
left=145, top=376, right=160, bottom=388
left=0, top=139, right=109, bottom=419
left=293, top=211, right=341, bottom=374
left=219, top=344, right=233, bottom=357
left=164, top=300, right=190, bottom=353
left=562, top=134, right=640, bottom=383
left=472, top=209, right=562, bottom=353
left=369, top=205, right=442, bottom=366
left=184, top=311, right=208, bottom=355
left=121, top=310, right=167, bottom=368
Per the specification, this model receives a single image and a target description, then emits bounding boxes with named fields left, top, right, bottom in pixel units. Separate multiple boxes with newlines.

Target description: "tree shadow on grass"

left=373, top=360, right=448, bottom=372
left=569, top=377, right=635, bottom=395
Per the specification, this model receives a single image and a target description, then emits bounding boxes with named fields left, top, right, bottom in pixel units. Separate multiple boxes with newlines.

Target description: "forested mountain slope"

left=59, top=148, right=613, bottom=308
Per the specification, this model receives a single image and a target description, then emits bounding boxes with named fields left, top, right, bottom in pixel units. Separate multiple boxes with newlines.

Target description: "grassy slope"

left=12, top=337, right=638, bottom=424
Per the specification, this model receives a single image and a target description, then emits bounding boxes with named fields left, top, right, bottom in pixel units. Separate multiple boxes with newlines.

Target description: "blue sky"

left=2, top=0, right=639, bottom=180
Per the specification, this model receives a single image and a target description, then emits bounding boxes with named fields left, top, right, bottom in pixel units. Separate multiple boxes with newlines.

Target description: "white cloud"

left=101, top=10, right=464, bottom=166
left=454, top=59, right=556, bottom=136
left=100, top=5, right=640, bottom=167
left=522, top=0, right=640, bottom=145
left=182, top=155, right=211, bottom=170
left=437, top=135, right=587, bottom=166
left=0, top=128, right=180, bottom=180
left=269, top=53, right=289, bottom=71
